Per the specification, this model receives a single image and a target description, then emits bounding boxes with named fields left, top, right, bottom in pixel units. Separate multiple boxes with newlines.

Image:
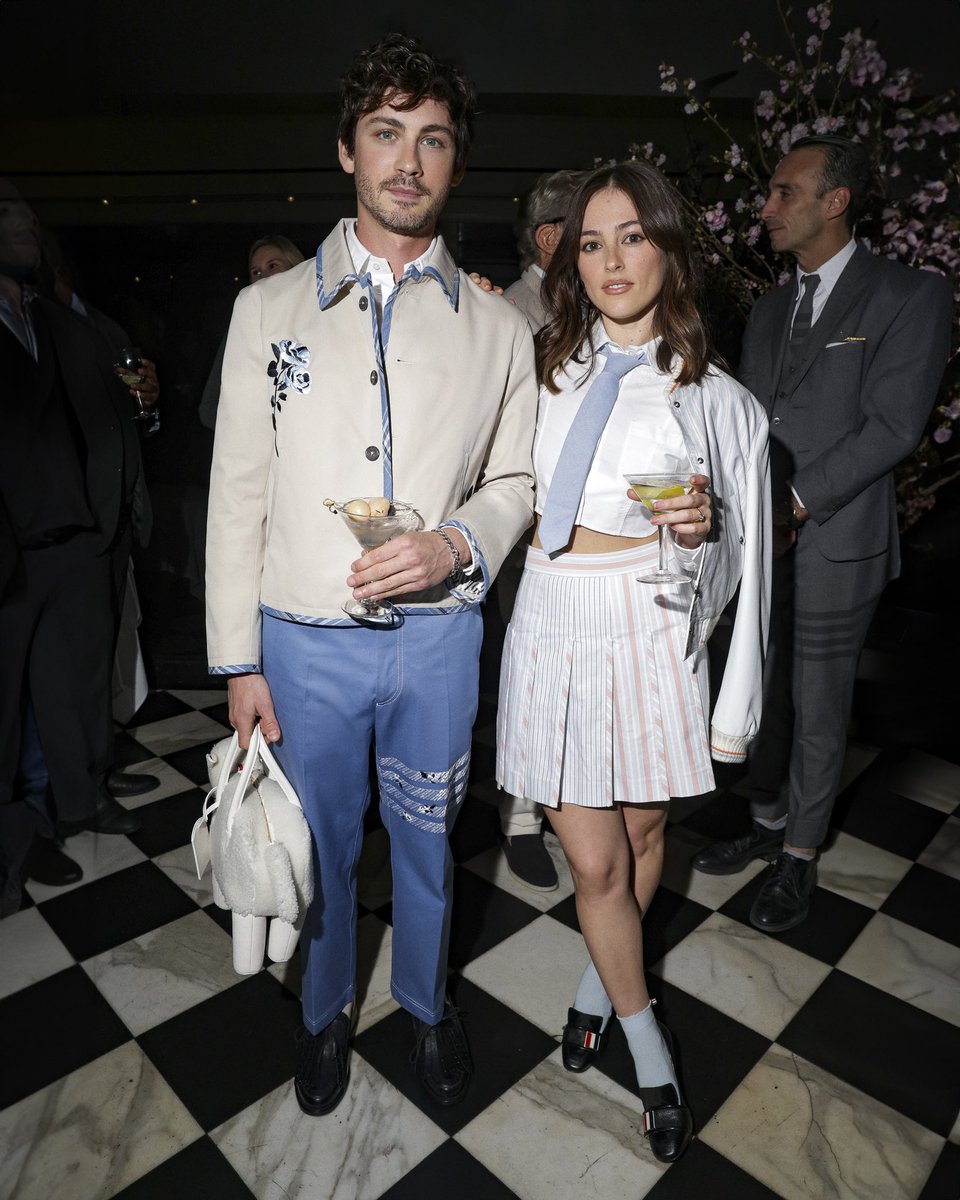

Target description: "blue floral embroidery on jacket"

left=267, top=339, right=311, bottom=452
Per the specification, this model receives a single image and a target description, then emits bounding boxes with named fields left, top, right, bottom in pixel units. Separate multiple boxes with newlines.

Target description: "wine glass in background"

left=624, top=471, right=695, bottom=585
left=324, top=497, right=424, bottom=622
left=115, top=346, right=149, bottom=420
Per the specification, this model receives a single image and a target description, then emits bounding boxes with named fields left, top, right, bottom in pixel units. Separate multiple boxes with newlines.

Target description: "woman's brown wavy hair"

left=537, top=160, right=711, bottom=393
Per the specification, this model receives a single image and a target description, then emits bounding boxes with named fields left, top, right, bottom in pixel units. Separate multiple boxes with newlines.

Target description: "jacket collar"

left=315, top=218, right=460, bottom=312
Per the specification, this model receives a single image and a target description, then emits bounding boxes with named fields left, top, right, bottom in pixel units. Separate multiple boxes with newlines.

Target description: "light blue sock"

left=619, top=1002, right=678, bottom=1092
left=573, top=960, right=613, bottom=1032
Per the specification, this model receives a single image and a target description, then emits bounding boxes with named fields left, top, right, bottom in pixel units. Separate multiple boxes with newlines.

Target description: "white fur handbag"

left=191, top=726, right=314, bottom=975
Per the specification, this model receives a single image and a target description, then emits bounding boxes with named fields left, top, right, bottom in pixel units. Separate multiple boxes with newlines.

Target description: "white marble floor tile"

left=461, top=914, right=587, bottom=1038
left=355, top=913, right=399, bottom=1032
left=456, top=1048, right=666, bottom=1200
left=700, top=1043, right=945, bottom=1200
left=128, top=709, right=232, bottom=757
left=0, top=907, right=74, bottom=1000
left=884, top=751, right=960, bottom=814
left=462, top=833, right=573, bottom=913
left=650, top=911, right=830, bottom=1040
left=211, top=1056, right=446, bottom=1200
left=22, top=831, right=147, bottom=904
left=82, top=909, right=239, bottom=1035
left=838, top=912, right=960, bottom=1027
left=0, top=1041, right=202, bottom=1200
left=165, top=688, right=228, bottom=710
left=153, top=843, right=216, bottom=907
left=918, top=816, right=960, bottom=882
left=950, top=1107, right=960, bottom=1146
left=817, top=831, right=912, bottom=909
left=661, top=825, right=768, bottom=910
left=111, top=756, right=199, bottom=810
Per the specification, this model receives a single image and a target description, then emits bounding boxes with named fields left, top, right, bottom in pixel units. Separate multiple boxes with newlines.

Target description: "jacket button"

left=365, top=446, right=380, bottom=461
left=772, top=416, right=782, bottom=425
left=778, top=390, right=787, bottom=399
left=673, top=400, right=680, bottom=408
left=696, top=457, right=704, bottom=465
left=370, top=370, right=378, bottom=385
left=359, top=296, right=369, bottom=311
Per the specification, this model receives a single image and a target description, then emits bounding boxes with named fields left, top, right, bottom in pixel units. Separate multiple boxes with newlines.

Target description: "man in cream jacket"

left=205, top=34, right=537, bottom=1114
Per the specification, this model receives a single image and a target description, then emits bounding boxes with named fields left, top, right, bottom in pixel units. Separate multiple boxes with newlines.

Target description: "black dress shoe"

left=60, top=792, right=142, bottom=837
left=501, top=833, right=559, bottom=891
left=411, top=1001, right=473, bottom=1106
left=749, top=853, right=817, bottom=932
left=691, top=822, right=784, bottom=875
left=295, top=1010, right=356, bottom=1116
left=26, top=838, right=83, bottom=887
left=107, top=771, right=159, bottom=798
left=638, top=1026, right=693, bottom=1163
left=561, top=1007, right=606, bottom=1072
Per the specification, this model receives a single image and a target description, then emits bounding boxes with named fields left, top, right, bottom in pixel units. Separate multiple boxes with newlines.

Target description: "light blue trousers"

left=262, top=609, right=482, bottom=1032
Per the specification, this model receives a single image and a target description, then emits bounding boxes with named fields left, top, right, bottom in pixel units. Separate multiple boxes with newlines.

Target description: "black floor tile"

left=645, top=1139, right=782, bottom=1199
left=545, top=891, right=580, bottom=934
left=831, top=772, right=947, bottom=858
left=881, top=864, right=960, bottom=948
left=0, top=965, right=131, bottom=1107
left=376, top=1138, right=522, bottom=1200
left=642, top=887, right=712, bottom=967
left=126, top=691, right=194, bottom=728
left=447, top=865, right=540, bottom=970
left=450, top=785, right=500, bottom=862
left=39, top=860, right=197, bottom=960
left=114, top=728, right=155, bottom=769
left=126, top=787, right=207, bottom=858
left=138, top=971, right=302, bottom=1130
left=596, top=979, right=771, bottom=1129
left=918, top=1140, right=960, bottom=1200
left=718, top=870, right=874, bottom=965
left=160, top=742, right=221, bottom=787
left=112, top=1136, right=254, bottom=1200
left=203, top=901, right=233, bottom=937
left=779, top=971, right=960, bottom=1137
left=202, top=701, right=231, bottom=728
left=354, top=974, right=556, bottom=1136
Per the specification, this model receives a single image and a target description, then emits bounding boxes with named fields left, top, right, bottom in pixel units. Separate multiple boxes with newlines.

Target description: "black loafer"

left=638, top=1027, right=693, bottom=1163
left=59, top=793, right=142, bottom=837
left=411, top=1001, right=473, bottom=1106
left=561, top=1006, right=606, bottom=1072
left=295, top=1010, right=356, bottom=1116
left=749, top=853, right=817, bottom=932
left=107, top=771, right=160, bottom=798
left=691, top=822, right=784, bottom=875
left=26, top=838, right=83, bottom=887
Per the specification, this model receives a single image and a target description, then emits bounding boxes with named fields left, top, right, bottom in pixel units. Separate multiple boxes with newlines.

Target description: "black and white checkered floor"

left=2, top=679, right=959, bottom=1200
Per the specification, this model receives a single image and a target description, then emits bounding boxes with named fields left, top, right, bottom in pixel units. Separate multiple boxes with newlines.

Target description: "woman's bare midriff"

left=531, top=515, right=657, bottom=555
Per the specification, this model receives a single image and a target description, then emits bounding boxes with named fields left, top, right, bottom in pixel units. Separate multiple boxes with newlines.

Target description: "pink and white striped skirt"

left=496, top=543, right=715, bottom=809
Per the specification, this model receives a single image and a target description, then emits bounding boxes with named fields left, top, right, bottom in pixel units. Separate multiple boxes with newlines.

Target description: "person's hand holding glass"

left=114, top=346, right=160, bottom=420
left=624, top=457, right=711, bottom=584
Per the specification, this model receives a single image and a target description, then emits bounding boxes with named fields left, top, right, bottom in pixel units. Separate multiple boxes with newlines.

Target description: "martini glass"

left=324, top=497, right=423, bottom=621
left=624, top=473, right=694, bottom=585
left=115, top=346, right=150, bottom=420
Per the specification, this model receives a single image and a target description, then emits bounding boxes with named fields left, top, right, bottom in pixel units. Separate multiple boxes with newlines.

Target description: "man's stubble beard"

left=354, top=170, right=450, bottom=238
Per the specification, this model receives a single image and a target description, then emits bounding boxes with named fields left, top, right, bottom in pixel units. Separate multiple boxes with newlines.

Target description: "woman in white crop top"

left=496, top=161, right=770, bottom=1163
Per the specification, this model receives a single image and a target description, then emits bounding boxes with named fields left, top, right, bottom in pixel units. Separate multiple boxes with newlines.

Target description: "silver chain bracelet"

left=434, top=527, right=462, bottom=582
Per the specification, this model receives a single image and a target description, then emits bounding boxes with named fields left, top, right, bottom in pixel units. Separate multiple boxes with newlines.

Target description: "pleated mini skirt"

left=496, top=543, right=715, bottom=809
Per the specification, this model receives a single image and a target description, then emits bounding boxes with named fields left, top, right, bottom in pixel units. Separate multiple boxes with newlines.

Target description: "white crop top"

left=533, top=336, right=691, bottom=537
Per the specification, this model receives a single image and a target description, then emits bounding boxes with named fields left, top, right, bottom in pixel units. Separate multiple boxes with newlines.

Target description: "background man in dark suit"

left=692, top=136, right=953, bottom=931
left=0, top=179, right=144, bottom=914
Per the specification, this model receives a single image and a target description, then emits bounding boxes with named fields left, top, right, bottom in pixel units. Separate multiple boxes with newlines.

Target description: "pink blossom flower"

left=807, top=3, right=831, bottom=30
left=806, top=34, right=821, bottom=55
left=933, top=425, right=952, bottom=444
left=757, top=90, right=776, bottom=119
left=943, top=399, right=960, bottom=421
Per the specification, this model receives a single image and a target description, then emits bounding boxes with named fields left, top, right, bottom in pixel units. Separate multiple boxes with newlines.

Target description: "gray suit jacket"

left=503, top=266, right=548, bottom=333
left=739, top=243, right=952, bottom=582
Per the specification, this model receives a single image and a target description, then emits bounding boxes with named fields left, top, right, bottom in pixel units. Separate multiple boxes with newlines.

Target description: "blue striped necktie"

left=538, top=347, right=646, bottom=557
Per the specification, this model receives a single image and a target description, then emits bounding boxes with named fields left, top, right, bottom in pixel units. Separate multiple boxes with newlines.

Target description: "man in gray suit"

left=693, top=136, right=952, bottom=931
left=497, top=169, right=582, bottom=891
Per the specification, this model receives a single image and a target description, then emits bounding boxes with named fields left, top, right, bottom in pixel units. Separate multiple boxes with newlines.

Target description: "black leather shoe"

left=26, top=838, right=83, bottom=887
left=562, top=1007, right=606, bottom=1072
left=691, top=822, right=784, bottom=875
left=60, top=792, right=142, bottom=837
left=295, top=1010, right=355, bottom=1116
left=638, top=1026, right=693, bottom=1163
left=411, top=1001, right=473, bottom=1106
left=501, top=833, right=559, bottom=891
left=107, top=771, right=160, bottom=798
left=749, top=853, right=817, bottom=932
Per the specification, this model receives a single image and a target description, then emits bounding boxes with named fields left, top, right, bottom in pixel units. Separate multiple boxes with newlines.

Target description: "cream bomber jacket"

left=206, top=222, right=538, bottom=673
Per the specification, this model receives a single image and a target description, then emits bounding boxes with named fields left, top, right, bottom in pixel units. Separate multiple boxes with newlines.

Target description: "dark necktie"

left=788, top=273, right=820, bottom=368
left=538, top=347, right=645, bottom=557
